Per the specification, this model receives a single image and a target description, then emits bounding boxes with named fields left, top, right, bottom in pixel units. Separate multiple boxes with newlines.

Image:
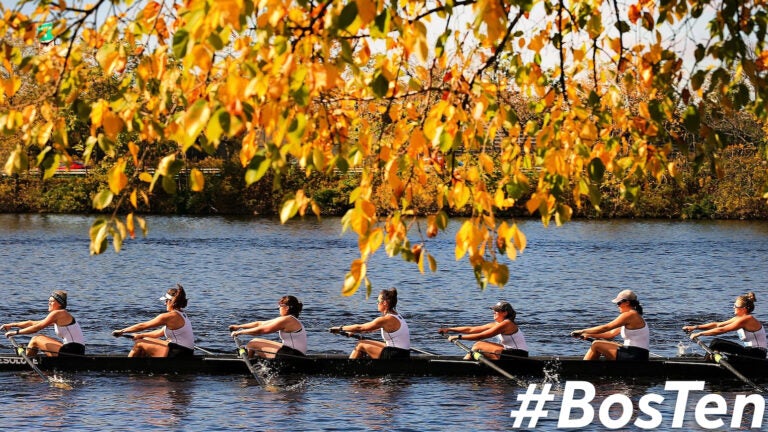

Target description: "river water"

left=1, top=214, right=767, bottom=430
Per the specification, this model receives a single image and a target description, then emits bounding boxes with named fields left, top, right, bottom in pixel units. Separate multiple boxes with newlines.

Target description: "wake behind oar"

left=7, top=334, right=72, bottom=390
left=444, top=334, right=525, bottom=386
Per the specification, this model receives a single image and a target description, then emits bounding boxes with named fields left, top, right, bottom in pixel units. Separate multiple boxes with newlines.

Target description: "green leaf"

left=683, top=106, right=700, bottom=134
left=245, top=153, right=270, bottom=185
left=162, top=176, right=177, bottom=194
left=92, top=189, right=114, bottom=210
left=173, top=29, right=190, bottom=58
left=615, top=20, right=630, bottom=33
left=371, top=11, right=390, bottom=38
left=587, top=157, right=605, bottom=183
left=338, top=2, right=359, bottom=30
left=371, top=72, right=389, bottom=98
left=208, top=33, right=224, bottom=50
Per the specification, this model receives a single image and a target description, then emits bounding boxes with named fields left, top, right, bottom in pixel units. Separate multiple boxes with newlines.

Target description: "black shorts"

left=167, top=343, right=194, bottom=358
left=616, top=346, right=649, bottom=361
left=276, top=345, right=306, bottom=357
left=59, top=343, right=85, bottom=356
left=710, top=338, right=768, bottom=359
left=379, top=347, right=410, bottom=360
left=500, top=349, right=528, bottom=358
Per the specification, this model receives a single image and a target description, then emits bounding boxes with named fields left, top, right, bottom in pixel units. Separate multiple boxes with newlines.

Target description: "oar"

left=232, top=334, right=274, bottom=389
left=328, top=327, right=438, bottom=356
left=689, top=335, right=766, bottom=393
left=7, top=335, right=72, bottom=390
left=112, top=332, right=229, bottom=356
left=445, top=335, right=525, bottom=385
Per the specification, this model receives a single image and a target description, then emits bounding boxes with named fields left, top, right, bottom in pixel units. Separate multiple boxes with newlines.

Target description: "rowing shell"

left=0, top=352, right=766, bottom=384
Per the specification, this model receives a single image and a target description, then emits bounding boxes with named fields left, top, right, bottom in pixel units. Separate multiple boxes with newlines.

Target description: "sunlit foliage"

left=1, top=0, right=767, bottom=294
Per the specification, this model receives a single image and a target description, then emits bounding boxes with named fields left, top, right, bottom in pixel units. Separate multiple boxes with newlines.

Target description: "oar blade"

left=232, top=335, right=278, bottom=391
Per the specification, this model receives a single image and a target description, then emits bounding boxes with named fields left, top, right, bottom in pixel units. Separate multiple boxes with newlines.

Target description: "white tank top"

left=278, top=316, right=307, bottom=354
left=163, top=311, right=195, bottom=349
left=497, top=328, right=528, bottom=352
left=738, top=325, right=767, bottom=349
left=54, top=318, right=85, bottom=345
left=621, top=324, right=649, bottom=349
left=381, top=313, right=410, bottom=349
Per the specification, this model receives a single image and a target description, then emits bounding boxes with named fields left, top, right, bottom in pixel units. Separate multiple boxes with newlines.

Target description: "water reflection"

left=2, top=215, right=768, bottom=430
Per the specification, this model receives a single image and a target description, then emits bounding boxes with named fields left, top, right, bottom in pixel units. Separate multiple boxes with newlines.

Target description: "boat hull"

left=2, top=352, right=767, bottom=384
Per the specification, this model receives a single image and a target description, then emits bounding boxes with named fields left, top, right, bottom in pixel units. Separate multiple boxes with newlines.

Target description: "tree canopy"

left=1, top=0, right=767, bottom=295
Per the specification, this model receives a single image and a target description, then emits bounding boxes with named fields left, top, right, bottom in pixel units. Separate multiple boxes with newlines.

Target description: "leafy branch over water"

left=2, top=0, right=768, bottom=293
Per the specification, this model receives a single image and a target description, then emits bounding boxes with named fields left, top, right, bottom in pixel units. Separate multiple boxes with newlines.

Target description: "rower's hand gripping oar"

left=6, top=334, right=72, bottom=390
left=686, top=331, right=766, bottom=393
left=328, top=327, right=438, bottom=356
left=441, top=333, right=525, bottom=386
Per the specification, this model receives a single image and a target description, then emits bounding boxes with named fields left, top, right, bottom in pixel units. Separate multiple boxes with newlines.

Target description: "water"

left=1, top=214, right=767, bottom=430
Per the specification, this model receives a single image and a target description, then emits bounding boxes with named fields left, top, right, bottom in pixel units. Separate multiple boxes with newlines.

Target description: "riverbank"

left=1, top=151, right=766, bottom=219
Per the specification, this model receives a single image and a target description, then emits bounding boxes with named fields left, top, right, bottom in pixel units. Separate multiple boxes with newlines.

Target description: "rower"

left=571, top=289, right=650, bottom=361
left=113, top=284, right=195, bottom=358
left=229, top=295, right=307, bottom=358
left=331, top=287, right=410, bottom=359
left=685, top=292, right=767, bottom=359
left=2, top=290, right=86, bottom=357
left=439, top=301, right=528, bottom=360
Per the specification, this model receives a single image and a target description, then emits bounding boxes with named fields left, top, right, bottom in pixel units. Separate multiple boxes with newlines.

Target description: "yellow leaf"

left=479, top=153, right=494, bottom=173
left=356, top=0, right=377, bottom=25
left=189, top=168, right=204, bottom=192
left=139, top=172, right=153, bottom=183
left=368, top=228, right=383, bottom=255
left=280, top=199, right=299, bottom=223
left=417, top=246, right=425, bottom=274
left=102, top=109, right=124, bottom=140
left=487, top=263, right=509, bottom=287
left=511, top=224, right=527, bottom=253
left=126, top=212, right=135, bottom=238
left=342, top=259, right=367, bottom=296
left=108, top=159, right=128, bottom=194
left=455, top=220, right=474, bottom=260
left=130, top=189, right=138, bottom=209
left=428, top=254, right=437, bottom=272
left=580, top=122, right=598, bottom=140
left=128, top=141, right=139, bottom=165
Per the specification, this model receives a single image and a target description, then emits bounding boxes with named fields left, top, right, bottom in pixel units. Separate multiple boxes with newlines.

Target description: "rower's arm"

left=118, top=313, right=170, bottom=334
left=235, top=317, right=283, bottom=335
left=577, top=313, right=631, bottom=336
left=13, top=312, right=60, bottom=335
left=2, top=320, right=36, bottom=331
left=344, top=316, right=389, bottom=333
left=439, top=324, right=491, bottom=334
left=229, top=321, right=263, bottom=331
left=695, top=317, right=743, bottom=336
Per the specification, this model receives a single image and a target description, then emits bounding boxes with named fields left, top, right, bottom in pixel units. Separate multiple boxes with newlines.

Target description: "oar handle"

left=112, top=331, right=135, bottom=339
left=328, top=327, right=366, bottom=340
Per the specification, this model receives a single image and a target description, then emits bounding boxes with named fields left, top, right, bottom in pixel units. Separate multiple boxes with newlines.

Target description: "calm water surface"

left=1, top=215, right=767, bottom=430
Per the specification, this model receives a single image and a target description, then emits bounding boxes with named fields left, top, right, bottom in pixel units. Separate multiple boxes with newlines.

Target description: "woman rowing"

left=2, top=290, right=85, bottom=356
left=571, top=289, right=650, bottom=361
left=439, top=301, right=528, bottom=360
left=113, top=284, right=195, bottom=358
left=229, top=295, right=307, bottom=358
left=685, top=292, right=767, bottom=358
left=331, top=287, right=410, bottom=359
